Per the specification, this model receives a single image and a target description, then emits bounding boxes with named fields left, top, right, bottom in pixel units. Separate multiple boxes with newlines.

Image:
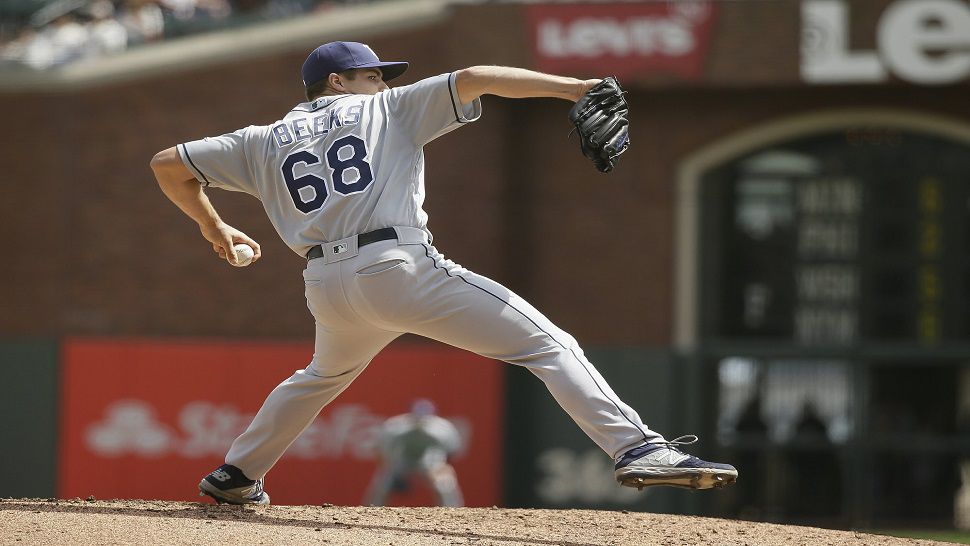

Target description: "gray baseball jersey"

left=177, top=72, right=481, bottom=257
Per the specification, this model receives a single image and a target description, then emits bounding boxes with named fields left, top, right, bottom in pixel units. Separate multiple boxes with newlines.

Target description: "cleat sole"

left=616, top=468, right=738, bottom=491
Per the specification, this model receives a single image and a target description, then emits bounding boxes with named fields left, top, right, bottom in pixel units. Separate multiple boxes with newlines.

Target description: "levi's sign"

left=528, top=2, right=717, bottom=79
left=801, top=0, right=970, bottom=85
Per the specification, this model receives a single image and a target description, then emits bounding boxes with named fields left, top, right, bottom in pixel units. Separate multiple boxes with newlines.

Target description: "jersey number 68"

left=281, top=135, right=374, bottom=214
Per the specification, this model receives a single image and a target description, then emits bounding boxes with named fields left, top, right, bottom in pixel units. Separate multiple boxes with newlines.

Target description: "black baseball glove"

left=568, top=76, right=630, bottom=173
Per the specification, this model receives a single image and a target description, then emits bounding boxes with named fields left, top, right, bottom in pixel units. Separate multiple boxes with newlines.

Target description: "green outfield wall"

left=0, top=340, right=59, bottom=498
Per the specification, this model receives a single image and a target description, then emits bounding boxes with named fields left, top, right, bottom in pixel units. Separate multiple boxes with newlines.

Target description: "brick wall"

left=2, top=1, right=969, bottom=344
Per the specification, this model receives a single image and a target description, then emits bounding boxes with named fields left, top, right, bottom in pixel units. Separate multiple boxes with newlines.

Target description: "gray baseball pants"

left=226, top=227, right=662, bottom=479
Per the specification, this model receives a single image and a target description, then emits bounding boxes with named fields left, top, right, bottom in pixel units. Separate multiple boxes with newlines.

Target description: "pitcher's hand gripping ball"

left=230, top=243, right=255, bottom=267
left=568, top=76, right=630, bottom=173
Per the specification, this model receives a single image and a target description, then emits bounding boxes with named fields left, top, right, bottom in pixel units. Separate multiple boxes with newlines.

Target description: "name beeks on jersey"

left=271, top=103, right=364, bottom=148
left=282, top=135, right=374, bottom=214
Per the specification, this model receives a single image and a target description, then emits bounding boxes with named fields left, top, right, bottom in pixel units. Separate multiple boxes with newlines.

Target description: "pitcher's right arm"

left=150, top=147, right=261, bottom=265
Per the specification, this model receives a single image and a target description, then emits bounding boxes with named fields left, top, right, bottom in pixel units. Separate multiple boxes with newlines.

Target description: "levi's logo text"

left=272, top=104, right=364, bottom=148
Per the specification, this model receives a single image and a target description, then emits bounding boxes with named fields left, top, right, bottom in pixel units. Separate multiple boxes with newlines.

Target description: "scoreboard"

left=700, top=131, right=970, bottom=345
left=697, top=130, right=970, bottom=525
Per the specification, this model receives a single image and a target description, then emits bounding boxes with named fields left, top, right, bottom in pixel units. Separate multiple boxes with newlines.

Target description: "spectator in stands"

left=119, top=0, right=165, bottom=45
left=0, top=0, right=356, bottom=70
left=0, top=27, right=55, bottom=69
left=85, top=1, right=128, bottom=57
left=45, top=12, right=89, bottom=65
left=159, top=0, right=200, bottom=20
left=159, top=0, right=231, bottom=22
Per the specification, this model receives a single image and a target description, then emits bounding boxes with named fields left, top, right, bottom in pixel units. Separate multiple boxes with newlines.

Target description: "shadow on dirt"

left=1, top=500, right=590, bottom=546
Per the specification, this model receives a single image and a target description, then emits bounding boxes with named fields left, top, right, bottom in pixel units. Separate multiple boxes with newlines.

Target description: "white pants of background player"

left=365, top=460, right=464, bottom=507
left=225, top=227, right=663, bottom=480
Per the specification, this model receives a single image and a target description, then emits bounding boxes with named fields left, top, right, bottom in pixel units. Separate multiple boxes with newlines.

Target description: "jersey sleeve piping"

left=447, top=72, right=482, bottom=124
left=177, top=143, right=210, bottom=187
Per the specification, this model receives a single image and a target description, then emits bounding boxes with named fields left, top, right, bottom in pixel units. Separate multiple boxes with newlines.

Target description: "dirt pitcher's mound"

left=0, top=498, right=950, bottom=546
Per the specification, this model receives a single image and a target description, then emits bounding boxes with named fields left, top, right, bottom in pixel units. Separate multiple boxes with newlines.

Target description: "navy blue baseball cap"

left=301, top=41, right=408, bottom=87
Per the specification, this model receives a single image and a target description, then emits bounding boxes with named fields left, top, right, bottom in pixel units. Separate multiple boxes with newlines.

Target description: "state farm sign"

left=84, top=399, right=470, bottom=460
left=528, top=3, right=717, bottom=79
left=58, top=339, right=504, bottom=507
left=802, top=0, right=970, bottom=85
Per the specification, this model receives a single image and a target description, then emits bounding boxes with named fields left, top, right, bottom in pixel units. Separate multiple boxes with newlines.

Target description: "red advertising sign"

left=527, top=2, right=717, bottom=80
left=59, top=338, right=504, bottom=507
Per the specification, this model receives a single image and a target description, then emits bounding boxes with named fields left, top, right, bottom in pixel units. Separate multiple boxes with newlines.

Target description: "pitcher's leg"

left=409, top=245, right=662, bottom=458
left=226, top=327, right=400, bottom=480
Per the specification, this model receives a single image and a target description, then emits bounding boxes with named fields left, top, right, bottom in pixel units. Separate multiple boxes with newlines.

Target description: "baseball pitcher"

left=149, top=41, right=737, bottom=505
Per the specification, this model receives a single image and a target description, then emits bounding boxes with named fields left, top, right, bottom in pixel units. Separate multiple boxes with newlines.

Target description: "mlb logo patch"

left=332, top=243, right=348, bottom=254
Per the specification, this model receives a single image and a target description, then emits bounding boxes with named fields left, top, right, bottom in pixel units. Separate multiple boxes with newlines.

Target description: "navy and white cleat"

left=614, top=435, right=738, bottom=491
left=198, top=464, right=270, bottom=505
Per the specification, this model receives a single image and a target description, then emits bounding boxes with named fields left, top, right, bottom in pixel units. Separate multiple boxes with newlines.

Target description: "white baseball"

left=231, top=243, right=255, bottom=267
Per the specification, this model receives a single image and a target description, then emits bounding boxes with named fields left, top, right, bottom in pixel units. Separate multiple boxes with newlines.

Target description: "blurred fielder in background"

left=364, top=399, right=464, bottom=507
